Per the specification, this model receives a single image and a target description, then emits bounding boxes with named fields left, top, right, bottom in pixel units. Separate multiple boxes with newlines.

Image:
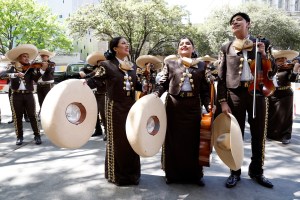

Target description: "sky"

left=165, top=0, right=241, bottom=24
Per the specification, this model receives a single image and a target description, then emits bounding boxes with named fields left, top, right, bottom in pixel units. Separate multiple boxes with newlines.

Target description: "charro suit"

left=36, top=61, right=55, bottom=110
left=0, top=66, right=41, bottom=139
left=267, top=68, right=298, bottom=141
left=91, top=58, right=141, bottom=186
left=155, top=58, right=210, bottom=183
left=217, top=36, right=276, bottom=176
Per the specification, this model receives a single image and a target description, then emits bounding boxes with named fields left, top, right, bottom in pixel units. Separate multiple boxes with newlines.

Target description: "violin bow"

left=252, top=38, right=259, bottom=119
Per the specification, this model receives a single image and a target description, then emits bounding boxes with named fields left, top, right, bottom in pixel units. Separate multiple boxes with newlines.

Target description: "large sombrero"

left=41, top=79, right=97, bottom=149
left=5, top=44, right=38, bottom=61
left=272, top=50, right=299, bottom=61
left=212, top=113, right=244, bottom=171
left=39, top=49, right=56, bottom=58
left=164, top=55, right=177, bottom=63
left=200, top=55, right=217, bottom=62
left=126, top=94, right=167, bottom=157
left=136, top=55, right=163, bottom=70
left=86, top=51, right=106, bottom=66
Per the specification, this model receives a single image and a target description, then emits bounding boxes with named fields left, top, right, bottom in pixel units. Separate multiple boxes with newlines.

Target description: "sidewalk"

left=0, top=113, right=300, bottom=200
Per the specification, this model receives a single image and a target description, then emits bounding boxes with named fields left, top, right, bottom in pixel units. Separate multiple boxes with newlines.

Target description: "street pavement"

left=0, top=93, right=300, bottom=200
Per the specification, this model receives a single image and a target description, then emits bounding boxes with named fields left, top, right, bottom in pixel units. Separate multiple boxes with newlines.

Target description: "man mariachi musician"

left=80, top=51, right=106, bottom=140
left=36, top=49, right=56, bottom=119
left=217, top=12, right=276, bottom=188
left=135, top=55, right=163, bottom=98
left=0, top=44, right=43, bottom=145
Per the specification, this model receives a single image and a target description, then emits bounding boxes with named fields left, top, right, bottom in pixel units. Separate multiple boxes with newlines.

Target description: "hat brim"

left=126, top=94, right=167, bottom=157
left=39, top=49, right=56, bottom=58
left=164, top=55, right=177, bottom=63
left=136, top=55, right=163, bottom=70
left=5, top=44, right=38, bottom=61
left=86, top=52, right=106, bottom=66
left=200, top=55, right=217, bottom=62
left=273, top=50, right=299, bottom=60
left=212, top=113, right=244, bottom=171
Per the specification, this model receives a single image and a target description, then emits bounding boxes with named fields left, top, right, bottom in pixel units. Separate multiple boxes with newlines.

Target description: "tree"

left=66, top=0, right=199, bottom=61
left=0, top=0, right=72, bottom=55
left=196, top=2, right=300, bottom=56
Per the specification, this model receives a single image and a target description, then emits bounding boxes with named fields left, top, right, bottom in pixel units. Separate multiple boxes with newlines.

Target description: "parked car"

left=53, top=65, right=67, bottom=84
left=54, top=63, right=87, bottom=84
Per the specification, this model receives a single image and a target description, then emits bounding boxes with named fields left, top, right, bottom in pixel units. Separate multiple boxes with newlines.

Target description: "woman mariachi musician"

left=267, top=49, right=299, bottom=144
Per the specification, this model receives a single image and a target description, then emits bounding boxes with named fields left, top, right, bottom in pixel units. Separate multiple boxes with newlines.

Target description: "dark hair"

left=229, top=12, right=250, bottom=24
left=104, top=36, right=124, bottom=60
left=177, top=36, right=195, bottom=48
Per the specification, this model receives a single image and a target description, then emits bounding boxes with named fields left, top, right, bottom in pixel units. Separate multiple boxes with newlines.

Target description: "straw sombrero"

left=126, top=94, right=167, bottom=157
left=272, top=50, right=299, bottom=61
left=5, top=44, right=38, bottom=61
left=200, top=55, right=217, bottom=62
left=41, top=79, right=97, bottom=149
left=86, top=52, right=106, bottom=66
left=39, top=49, right=56, bottom=58
left=164, top=55, right=177, bottom=63
left=136, top=55, right=163, bottom=70
left=212, top=113, right=244, bottom=171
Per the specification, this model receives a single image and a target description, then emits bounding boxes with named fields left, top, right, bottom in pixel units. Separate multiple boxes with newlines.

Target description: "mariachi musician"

left=81, top=52, right=107, bottom=140
left=36, top=49, right=56, bottom=119
left=217, top=12, right=276, bottom=188
left=155, top=36, right=211, bottom=186
left=267, top=50, right=299, bottom=144
left=0, top=44, right=43, bottom=145
left=135, top=55, right=163, bottom=98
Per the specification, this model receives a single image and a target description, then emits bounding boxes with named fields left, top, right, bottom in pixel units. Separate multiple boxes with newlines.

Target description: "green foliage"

left=196, top=2, right=300, bottom=55
left=0, top=0, right=72, bottom=55
left=66, top=0, right=198, bottom=61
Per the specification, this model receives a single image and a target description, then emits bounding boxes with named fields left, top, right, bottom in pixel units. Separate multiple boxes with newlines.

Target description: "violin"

left=248, top=36, right=275, bottom=118
left=20, top=61, right=54, bottom=71
left=199, top=81, right=214, bottom=167
left=248, top=37, right=275, bottom=97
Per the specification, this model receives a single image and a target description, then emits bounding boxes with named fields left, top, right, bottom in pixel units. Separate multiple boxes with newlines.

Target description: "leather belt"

left=240, top=81, right=251, bottom=88
left=179, top=91, right=194, bottom=98
left=277, top=86, right=291, bottom=90
left=12, top=90, right=32, bottom=94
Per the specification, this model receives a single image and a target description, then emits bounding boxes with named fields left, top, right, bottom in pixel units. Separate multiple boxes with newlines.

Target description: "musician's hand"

left=257, top=42, right=266, bottom=58
left=16, top=72, right=24, bottom=78
left=212, top=105, right=216, bottom=114
left=220, top=102, right=231, bottom=115
left=79, top=71, right=86, bottom=78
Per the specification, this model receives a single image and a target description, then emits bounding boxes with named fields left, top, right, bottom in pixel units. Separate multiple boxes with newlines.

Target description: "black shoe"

left=8, top=119, right=14, bottom=124
left=91, top=130, right=102, bottom=137
left=225, top=175, right=240, bottom=188
left=197, top=178, right=205, bottom=187
left=249, top=174, right=273, bottom=188
left=282, top=138, right=290, bottom=144
left=16, top=137, right=23, bottom=145
left=34, top=136, right=42, bottom=145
